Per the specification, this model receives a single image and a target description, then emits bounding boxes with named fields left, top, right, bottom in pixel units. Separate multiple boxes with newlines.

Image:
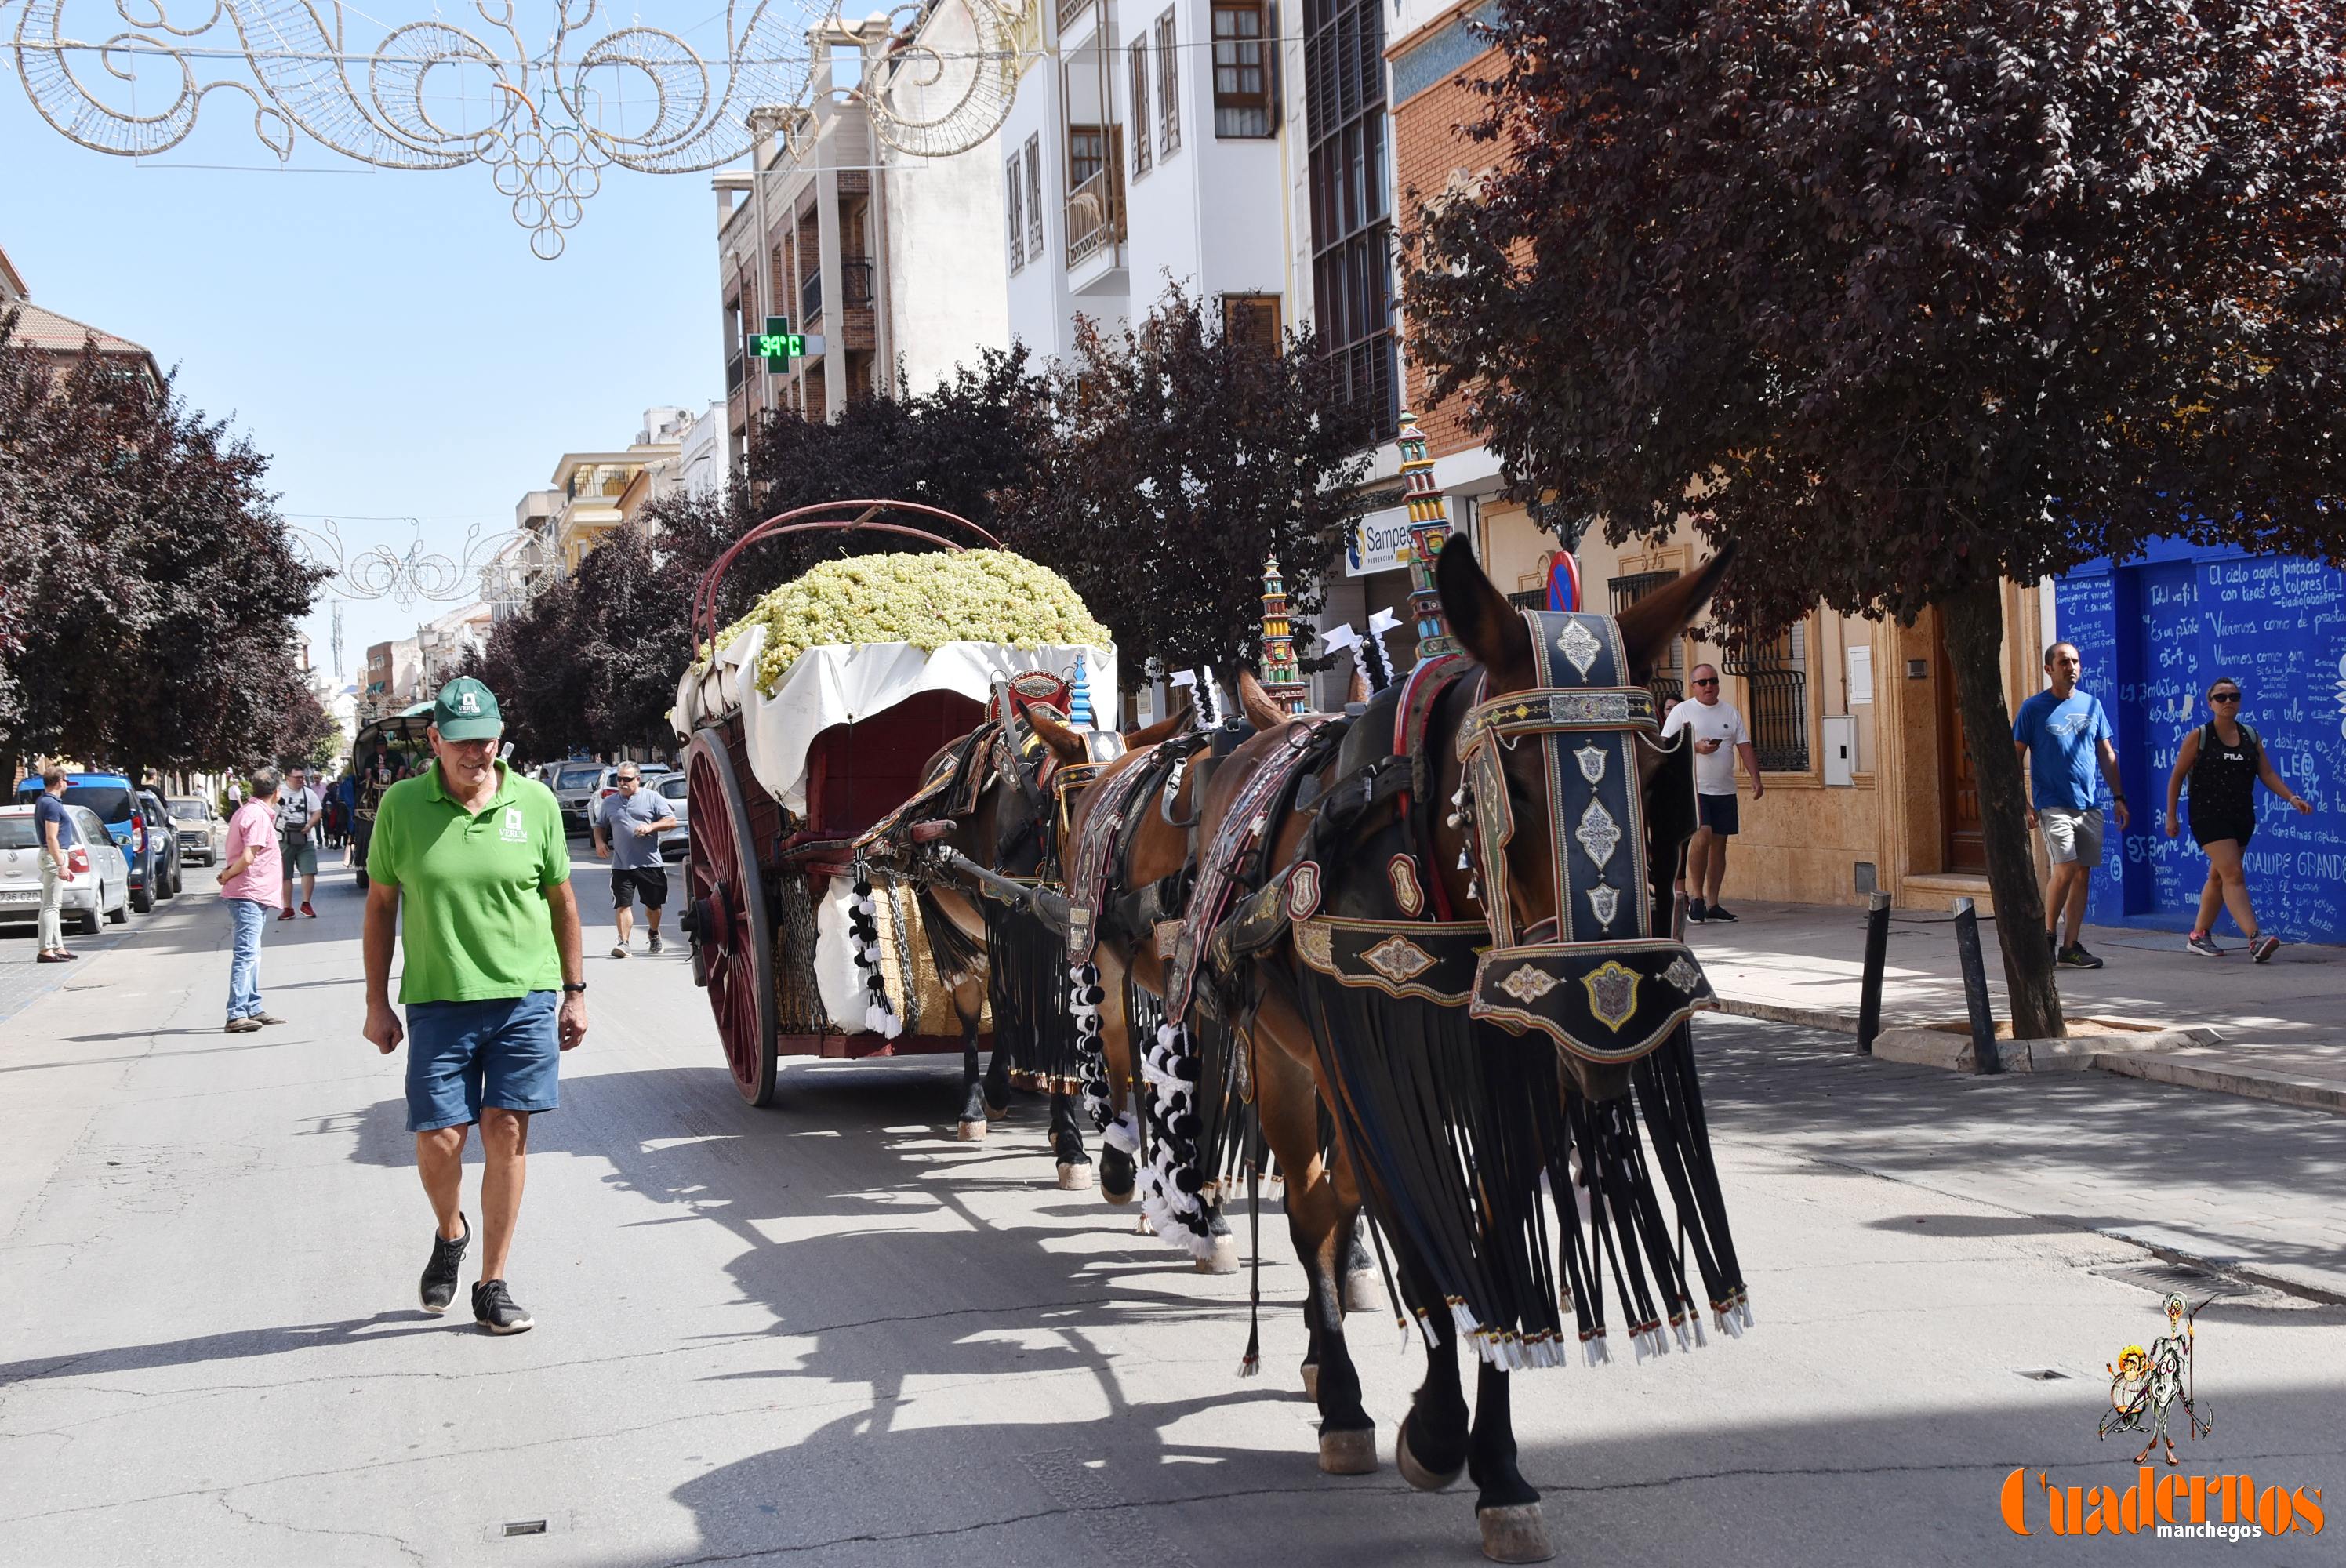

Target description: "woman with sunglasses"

left=2164, top=677, right=2312, bottom=960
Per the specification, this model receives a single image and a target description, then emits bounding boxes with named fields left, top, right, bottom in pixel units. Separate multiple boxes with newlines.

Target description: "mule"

left=1176, top=543, right=1741, bottom=1562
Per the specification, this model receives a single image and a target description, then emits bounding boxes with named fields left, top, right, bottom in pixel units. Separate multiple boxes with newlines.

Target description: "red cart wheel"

left=687, top=727, right=779, bottom=1105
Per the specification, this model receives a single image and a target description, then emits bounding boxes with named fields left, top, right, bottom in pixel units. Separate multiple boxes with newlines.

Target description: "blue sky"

left=0, top=40, right=724, bottom=681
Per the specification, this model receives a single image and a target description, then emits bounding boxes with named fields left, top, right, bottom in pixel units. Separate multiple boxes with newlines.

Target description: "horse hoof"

left=1316, top=1425, right=1377, bottom=1475
left=984, top=1101, right=1010, bottom=1122
left=1057, top=1161, right=1095, bottom=1192
left=1300, top=1363, right=1319, bottom=1402
left=956, top=1119, right=987, bottom=1142
left=1196, top=1234, right=1240, bottom=1274
left=1101, top=1180, right=1135, bottom=1206
left=1343, top=1268, right=1382, bottom=1315
left=1395, top=1411, right=1462, bottom=1493
left=1477, top=1504, right=1554, bottom=1563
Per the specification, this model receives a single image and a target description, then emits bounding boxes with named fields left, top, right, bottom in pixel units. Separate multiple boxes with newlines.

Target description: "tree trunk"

left=1939, top=576, right=2065, bottom=1040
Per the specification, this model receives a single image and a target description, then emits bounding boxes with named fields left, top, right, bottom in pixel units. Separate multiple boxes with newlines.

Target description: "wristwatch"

left=562, top=982, right=587, bottom=994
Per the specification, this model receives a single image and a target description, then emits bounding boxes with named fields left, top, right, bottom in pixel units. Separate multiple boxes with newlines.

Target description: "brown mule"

left=1168, top=543, right=1736, bottom=1559
left=913, top=695, right=1193, bottom=1182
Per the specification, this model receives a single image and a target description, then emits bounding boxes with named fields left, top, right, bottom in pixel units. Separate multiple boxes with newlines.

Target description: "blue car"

left=13, top=771, right=162, bottom=913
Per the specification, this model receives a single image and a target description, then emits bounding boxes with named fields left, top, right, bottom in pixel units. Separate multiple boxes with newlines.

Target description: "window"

left=1069, top=125, right=1108, bottom=187
left=1006, top=151, right=1026, bottom=270
left=1305, top=0, right=1394, bottom=439
left=1608, top=570, right=1687, bottom=702
left=1024, top=133, right=1045, bottom=258
left=1130, top=41, right=1153, bottom=176
left=1212, top=0, right=1274, bottom=136
left=1222, top=293, right=1282, bottom=354
left=1157, top=9, right=1181, bottom=156
left=1723, top=621, right=1812, bottom=772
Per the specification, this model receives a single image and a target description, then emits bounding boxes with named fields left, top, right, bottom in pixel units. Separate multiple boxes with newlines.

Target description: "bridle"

left=1453, top=609, right=1711, bottom=1066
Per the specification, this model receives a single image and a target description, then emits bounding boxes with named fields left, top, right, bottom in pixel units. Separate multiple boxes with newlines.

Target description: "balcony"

left=726, top=349, right=745, bottom=391
left=800, top=270, right=823, bottom=324
left=841, top=256, right=875, bottom=308
left=1065, top=162, right=1125, bottom=270
left=1058, top=0, right=1095, bottom=35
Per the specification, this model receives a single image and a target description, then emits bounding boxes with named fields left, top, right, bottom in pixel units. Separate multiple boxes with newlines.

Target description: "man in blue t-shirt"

left=2012, top=641, right=2129, bottom=969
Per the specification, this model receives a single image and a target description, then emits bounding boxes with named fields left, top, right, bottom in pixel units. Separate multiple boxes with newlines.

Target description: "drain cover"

left=502, top=1520, right=548, bottom=1537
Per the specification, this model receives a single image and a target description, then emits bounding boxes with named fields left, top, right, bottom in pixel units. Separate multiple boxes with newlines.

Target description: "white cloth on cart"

left=683, top=623, right=1120, bottom=818
left=812, top=874, right=867, bottom=1029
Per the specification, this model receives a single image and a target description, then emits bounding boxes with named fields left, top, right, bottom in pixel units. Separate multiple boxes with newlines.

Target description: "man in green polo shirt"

left=363, top=676, right=586, bottom=1334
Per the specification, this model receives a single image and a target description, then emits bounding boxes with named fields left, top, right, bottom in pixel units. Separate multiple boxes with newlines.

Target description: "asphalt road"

left=1, top=858, right=2340, bottom=1566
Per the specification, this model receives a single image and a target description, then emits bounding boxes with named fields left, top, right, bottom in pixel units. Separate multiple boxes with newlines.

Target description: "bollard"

left=1856, top=890, right=1892, bottom=1055
left=1951, top=897, right=2003, bottom=1075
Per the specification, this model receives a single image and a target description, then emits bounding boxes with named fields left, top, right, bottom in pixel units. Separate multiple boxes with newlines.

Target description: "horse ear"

left=1615, top=547, right=1736, bottom=683
left=1024, top=702, right=1091, bottom=763
left=1436, top=538, right=1534, bottom=684
left=1236, top=669, right=1289, bottom=730
left=1347, top=664, right=1371, bottom=706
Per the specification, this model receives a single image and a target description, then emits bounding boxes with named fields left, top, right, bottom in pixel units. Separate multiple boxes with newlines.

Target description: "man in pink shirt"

left=218, top=767, right=288, bottom=1033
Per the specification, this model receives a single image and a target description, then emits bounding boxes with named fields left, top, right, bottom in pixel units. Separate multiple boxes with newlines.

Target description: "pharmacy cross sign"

left=756, top=317, right=807, bottom=370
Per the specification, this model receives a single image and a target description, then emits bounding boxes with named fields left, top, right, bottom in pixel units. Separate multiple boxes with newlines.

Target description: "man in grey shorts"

left=2013, top=641, right=2129, bottom=968
left=592, top=764, right=677, bottom=958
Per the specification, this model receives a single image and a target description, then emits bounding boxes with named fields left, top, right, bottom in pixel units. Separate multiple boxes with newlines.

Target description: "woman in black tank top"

left=2163, top=677, right=2313, bottom=961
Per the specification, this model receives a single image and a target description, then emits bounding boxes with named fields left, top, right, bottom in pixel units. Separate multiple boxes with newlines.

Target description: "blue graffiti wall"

left=2056, top=542, right=2346, bottom=944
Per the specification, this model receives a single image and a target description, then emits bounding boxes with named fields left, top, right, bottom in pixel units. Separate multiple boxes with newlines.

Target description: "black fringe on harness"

left=983, top=904, right=1080, bottom=1093
left=917, top=887, right=986, bottom=988
left=1300, top=975, right=1749, bottom=1369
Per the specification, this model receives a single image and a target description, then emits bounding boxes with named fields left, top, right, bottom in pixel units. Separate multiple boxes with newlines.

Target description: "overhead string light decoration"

left=286, top=517, right=553, bottom=608
left=4, top=0, right=1026, bottom=257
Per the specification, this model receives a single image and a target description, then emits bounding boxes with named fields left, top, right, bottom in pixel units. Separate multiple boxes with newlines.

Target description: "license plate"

left=0, top=889, right=36, bottom=905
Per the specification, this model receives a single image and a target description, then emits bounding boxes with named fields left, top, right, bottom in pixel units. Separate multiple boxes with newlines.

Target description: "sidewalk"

left=1690, top=901, right=2346, bottom=1116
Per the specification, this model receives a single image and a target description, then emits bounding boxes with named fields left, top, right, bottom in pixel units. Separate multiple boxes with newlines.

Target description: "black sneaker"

left=648, top=933, right=664, bottom=955
left=420, top=1215, right=470, bottom=1315
left=2250, top=935, right=2281, bottom=964
left=2057, top=943, right=2104, bottom=970
left=1687, top=900, right=1709, bottom=924
left=1705, top=905, right=1739, bottom=924
left=472, top=1279, right=535, bottom=1334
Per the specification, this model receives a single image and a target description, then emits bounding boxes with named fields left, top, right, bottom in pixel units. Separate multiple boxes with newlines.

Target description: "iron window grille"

left=1212, top=0, right=1275, bottom=136
left=1305, top=0, right=1394, bottom=441
left=1721, top=621, right=1811, bottom=772
left=1156, top=9, right=1180, bottom=156
left=1130, top=39, right=1153, bottom=176
left=1608, top=570, right=1689, bottom=705
left=840, top=257, right=875, bottom=308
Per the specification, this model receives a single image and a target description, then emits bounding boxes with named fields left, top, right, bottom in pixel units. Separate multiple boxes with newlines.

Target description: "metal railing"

left=800, top=269, right=823, bottom=323
left=1065, top=164, right=1124, bottom=269
left=1727, top=665, right=1809, bottom=771
left=840, top=257, right=875, bottom=308
left=725, top=350, right=745, bottom=391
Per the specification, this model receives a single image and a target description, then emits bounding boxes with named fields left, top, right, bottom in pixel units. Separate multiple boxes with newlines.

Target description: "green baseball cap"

left=432, top=676, right=503, bottom=741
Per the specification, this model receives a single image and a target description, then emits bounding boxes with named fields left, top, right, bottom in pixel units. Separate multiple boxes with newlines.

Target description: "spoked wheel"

left=686, top=726, right=779, bottom=1106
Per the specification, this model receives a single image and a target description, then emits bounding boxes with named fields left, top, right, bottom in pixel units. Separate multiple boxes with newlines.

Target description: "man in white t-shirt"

left=275, top=766, right=326, bottom=920
left=1660, top=663, right=1764, bottom=924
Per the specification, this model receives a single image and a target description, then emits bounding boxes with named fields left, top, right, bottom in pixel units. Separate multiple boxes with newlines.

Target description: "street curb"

left=1711, top=993, right=2344, bottom=1117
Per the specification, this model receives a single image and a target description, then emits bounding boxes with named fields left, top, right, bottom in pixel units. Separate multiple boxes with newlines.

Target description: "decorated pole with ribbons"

left=1395, top=411, right=1462, bottom=665
left=1258, top=556, right=1310, bottom=714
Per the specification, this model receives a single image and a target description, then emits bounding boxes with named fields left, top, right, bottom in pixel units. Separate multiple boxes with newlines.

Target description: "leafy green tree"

left=1407, top=0, right=2346, bottom=1036
left=1002, top=286, right=1370, bottom=673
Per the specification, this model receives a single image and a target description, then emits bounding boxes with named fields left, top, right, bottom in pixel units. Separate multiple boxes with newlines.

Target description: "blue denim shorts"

left=405, top=991, right=561, bottom=1133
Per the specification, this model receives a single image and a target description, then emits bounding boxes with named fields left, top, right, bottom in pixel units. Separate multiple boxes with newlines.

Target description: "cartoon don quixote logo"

left=2099, top=1290, right=2213, bottom=1465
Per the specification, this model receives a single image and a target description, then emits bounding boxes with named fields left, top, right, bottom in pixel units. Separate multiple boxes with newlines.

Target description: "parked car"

left=136, top=788, right=183, bottom=900
left=0, top=802, right=130, bottom=934
left=549, top=760, right=609, bottom=836
left=168, top=796, right=223, bottom=865
left=652, top=772, right=690, bottom=862
left=12, top=773, right=160, bottom=913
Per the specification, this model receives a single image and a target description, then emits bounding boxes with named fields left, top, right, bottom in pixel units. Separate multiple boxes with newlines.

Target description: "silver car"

left=168, top=796, right=223, bottom=865
left=652, top=772, right=690, bottom=862
left=0, top=803, right=130, bottom=935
